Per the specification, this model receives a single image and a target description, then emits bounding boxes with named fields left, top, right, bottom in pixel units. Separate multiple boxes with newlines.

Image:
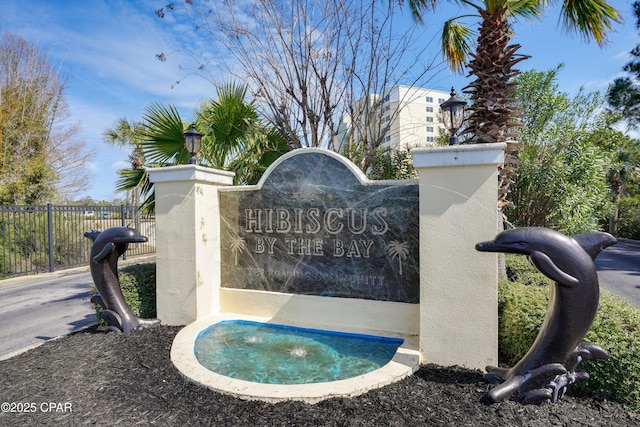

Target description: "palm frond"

left=198, top=82, right=262, bottom=167
left=138, top=190, right=155, bottom=214
left=560, top=0, right=622, bottom=46
left=406, top=0, right=438, bottom=23
left=116, top=167, right=146, bottom=192
left=102, top=118, right=146, bottom=159
left=503, top=0, right=546, bottom=21
left=116, top=167, right=156, bottom=213
left=141, top=102, right=189, bottom=165
left=442, top=19, right=475, bottom=73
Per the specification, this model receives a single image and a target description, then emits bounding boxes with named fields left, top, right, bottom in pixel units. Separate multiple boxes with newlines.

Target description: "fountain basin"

left=194, top=320, right=404, bottom=384
left=171, top=315, right=420, bottom=403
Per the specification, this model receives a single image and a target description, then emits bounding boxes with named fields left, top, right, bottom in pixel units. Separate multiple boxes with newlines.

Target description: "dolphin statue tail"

left=486, top=363, right=567, bottom=404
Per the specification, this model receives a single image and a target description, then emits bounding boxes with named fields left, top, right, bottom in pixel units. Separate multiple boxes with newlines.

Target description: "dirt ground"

left=1, top=325, right=638, bottom=426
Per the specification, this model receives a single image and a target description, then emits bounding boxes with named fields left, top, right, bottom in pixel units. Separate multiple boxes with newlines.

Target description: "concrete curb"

left=0, top=340, right=51, bottom=362
left=0, top=255, right=156, bottom=291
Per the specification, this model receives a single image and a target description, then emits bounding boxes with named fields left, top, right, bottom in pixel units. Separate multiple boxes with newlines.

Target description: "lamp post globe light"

left=184, top=124, right=203, bottom=164
left=440, top=87, right=466, bottom=145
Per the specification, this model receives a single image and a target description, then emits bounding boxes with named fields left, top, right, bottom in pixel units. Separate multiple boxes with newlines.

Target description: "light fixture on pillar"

left=440, top=87, right=467, bottom=145
left=184, top=124, right=203, bottom=164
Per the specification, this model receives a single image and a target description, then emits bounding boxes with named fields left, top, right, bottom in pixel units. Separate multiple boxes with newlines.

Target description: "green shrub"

left=575, top=292, right=640, bottom=408
left=504, top=254, right=550, bottom=287
left=92, top=262, right=156, bottom=320
left=617, top=196, right=640, bottom=240
left=500, top=256, right=640, bottom=409
left=497, top=255, right=550, bottom=362
left=117, top=263, right=157, bottom=319
left=497, top=279, right=548, bottom=364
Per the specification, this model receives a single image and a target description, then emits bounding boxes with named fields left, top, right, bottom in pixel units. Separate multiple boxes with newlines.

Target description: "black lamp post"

left=184, top=124, right=203, bottom=164
left=440, top=87, right=467, bottom=145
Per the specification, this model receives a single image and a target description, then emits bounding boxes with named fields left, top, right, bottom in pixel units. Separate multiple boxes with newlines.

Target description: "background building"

left=335, top=86, right=451, bottom=154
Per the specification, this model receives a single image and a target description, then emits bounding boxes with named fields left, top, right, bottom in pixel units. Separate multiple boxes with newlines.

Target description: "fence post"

left=120, top=204, right=126, bottom=226
left=121, top=204, right=127, bottom=260
left=47, top=203, right=55, bottom=273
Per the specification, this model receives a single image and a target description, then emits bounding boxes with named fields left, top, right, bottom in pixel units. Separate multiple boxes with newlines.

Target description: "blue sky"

left=2, top=0, right=638, bottom=201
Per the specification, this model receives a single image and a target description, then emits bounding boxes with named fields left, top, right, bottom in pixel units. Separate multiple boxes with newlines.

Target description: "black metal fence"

left=0, top=204, right=155, bottom=278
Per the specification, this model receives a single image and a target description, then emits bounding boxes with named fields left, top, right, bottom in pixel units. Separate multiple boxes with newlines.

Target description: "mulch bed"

left=1, top=325, right=638, bottom=426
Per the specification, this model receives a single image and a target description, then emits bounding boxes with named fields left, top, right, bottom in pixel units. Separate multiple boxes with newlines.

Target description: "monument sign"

left=219, top=149, right=419, bottom=303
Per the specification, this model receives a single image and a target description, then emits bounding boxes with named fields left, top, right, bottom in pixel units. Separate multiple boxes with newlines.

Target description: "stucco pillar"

left=148, top=165, right=235, bottom=325
left=411, top=143, right=505, bottom=371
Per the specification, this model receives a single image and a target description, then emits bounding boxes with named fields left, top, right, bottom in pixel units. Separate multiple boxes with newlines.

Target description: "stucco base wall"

left=219, top=288, right=419, bottom=336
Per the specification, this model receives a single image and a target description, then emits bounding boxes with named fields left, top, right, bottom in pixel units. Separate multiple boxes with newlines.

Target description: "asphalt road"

left=0, top=255, right=155, bottom=360
left=0, top=243, right=637, bottom=361
left=596, top=239, right=640, bottom=308
left=0, top=271, right=96, bottom=360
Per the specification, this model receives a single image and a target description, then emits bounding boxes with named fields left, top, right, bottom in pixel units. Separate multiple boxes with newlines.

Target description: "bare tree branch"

left=159, top=0, right=446, bottom=171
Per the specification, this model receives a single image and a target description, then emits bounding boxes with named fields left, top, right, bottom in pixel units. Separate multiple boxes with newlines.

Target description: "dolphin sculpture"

left=475, top=227, right=616, bottom=404
left=84, top=227, right=160, bottom=335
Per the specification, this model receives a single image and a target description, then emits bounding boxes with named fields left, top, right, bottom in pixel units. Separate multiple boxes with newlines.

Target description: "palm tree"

left=408, top=0, right=621, bottom=207
left=112, top=102, right=184, bottom=213
left=409, top=0, right=620, bottom=142
left=197, top=82, right=290, bottom=185
left=607, top=148, right=639, bottom=235
left=114, top=82, right=289, bottom=211
left=103, top=119, right=146, bottom=206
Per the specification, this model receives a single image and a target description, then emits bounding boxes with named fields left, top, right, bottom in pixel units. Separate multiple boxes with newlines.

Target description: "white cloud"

left=111, top=160, right=130, bottom=170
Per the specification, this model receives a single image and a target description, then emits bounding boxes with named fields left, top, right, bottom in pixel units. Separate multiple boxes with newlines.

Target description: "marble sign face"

left=219, top=149, right=419, bottom=303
